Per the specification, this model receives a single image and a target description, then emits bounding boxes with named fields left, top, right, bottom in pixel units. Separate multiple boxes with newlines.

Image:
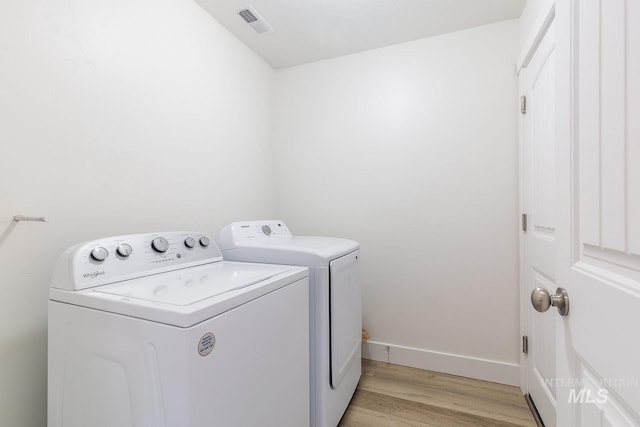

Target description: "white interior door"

left=521, top=19, right=557, bottom=427
left=556, top=0, right=640, bottom=425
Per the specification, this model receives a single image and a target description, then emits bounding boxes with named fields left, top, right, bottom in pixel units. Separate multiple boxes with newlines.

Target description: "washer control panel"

left=217, top=220, right=292, bottom=250
left=51, top=231, right=222, bottom=291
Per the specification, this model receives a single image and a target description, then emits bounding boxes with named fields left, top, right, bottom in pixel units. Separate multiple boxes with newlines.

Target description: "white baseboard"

left=362, top=340, right=520, bottom=387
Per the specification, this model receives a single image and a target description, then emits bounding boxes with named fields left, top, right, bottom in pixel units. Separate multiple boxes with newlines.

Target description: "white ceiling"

left=195, top=0, right=526, bottom=69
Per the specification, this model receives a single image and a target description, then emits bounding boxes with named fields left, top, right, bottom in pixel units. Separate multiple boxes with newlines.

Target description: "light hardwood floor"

left=339, top=359, right=537, bottom=427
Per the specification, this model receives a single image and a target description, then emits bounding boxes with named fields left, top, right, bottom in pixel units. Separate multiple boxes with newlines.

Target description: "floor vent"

left=237, top=5, right=274, bottom=34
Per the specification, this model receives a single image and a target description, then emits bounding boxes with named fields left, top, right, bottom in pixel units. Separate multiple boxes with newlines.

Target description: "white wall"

left=274, top=20, right=521, bottom=383
left=0, top=1, right=276, bottom=426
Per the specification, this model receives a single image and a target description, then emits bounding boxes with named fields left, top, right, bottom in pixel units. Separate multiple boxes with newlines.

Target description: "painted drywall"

left=274, top=20, right=520, bottom=381
left=0, top=0, right=276, bottom=425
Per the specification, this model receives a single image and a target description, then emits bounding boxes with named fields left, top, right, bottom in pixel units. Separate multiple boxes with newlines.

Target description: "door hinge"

left=522, top=213, right=528, bottom=232
left=523, top=335, right=529, bottom=354
left=520, top=95, right=527, bottom=114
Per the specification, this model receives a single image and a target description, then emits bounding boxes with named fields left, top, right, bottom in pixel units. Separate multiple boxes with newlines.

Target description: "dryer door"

left=329, top=250, right=361, bottom=388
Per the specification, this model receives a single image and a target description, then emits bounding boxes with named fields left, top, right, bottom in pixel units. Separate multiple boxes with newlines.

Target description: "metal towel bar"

left=13, top=215, right=47, bottom=222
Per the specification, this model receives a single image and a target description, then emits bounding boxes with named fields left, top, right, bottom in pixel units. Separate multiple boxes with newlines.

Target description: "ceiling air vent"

left=239, top=9, right=258, bottom=23
left=237, top=5, right=274, bottom=34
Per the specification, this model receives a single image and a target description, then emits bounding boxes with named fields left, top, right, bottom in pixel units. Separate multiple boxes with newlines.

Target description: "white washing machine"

left=48, top=231, right=309, bottom=427
left=218, top=220, right=361, bottom=427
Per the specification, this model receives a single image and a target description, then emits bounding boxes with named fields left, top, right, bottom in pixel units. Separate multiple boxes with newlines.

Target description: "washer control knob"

left=116, top=244, right=133, bottom=258
left=262, top=225, right=272, bottom=236
left=184, top=237, right=196, bottom=249
left=151, top=237, right=169, bottom=253
left=90, top=247, right=109, bottom=262
left=199, top=236, right=210, bottom=247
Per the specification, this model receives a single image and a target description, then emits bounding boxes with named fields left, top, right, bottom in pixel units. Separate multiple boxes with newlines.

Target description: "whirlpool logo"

left=82, top=271, right=105, bottom=279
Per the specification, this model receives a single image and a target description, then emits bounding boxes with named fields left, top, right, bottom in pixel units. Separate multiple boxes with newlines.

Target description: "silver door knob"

left=531, top=287, right=570, bottom=316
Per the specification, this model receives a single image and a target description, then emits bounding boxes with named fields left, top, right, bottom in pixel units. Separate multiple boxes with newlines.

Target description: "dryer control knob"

left=90, top=247, right=109, bottom=262
left=116, top=244, right=133, bottom=258
left=184, top=237, right=196, bottom=249
left=199, top=236, right=210, bottom=247
left=151, top=237, right=169, bottom=253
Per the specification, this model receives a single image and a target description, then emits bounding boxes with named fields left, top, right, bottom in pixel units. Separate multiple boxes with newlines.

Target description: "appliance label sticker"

left=198, top=332, right=215, bottom=356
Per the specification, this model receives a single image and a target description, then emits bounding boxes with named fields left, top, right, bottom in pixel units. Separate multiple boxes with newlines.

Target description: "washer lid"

left=94, top=262, right=292, bottom=306
left=49, top=262, right=307, bottom=327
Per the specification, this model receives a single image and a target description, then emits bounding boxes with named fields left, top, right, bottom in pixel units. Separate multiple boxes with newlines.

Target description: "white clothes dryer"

left=48, top=231, right=309, bottom=427
left=218, top=221, right=361, bottom=427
